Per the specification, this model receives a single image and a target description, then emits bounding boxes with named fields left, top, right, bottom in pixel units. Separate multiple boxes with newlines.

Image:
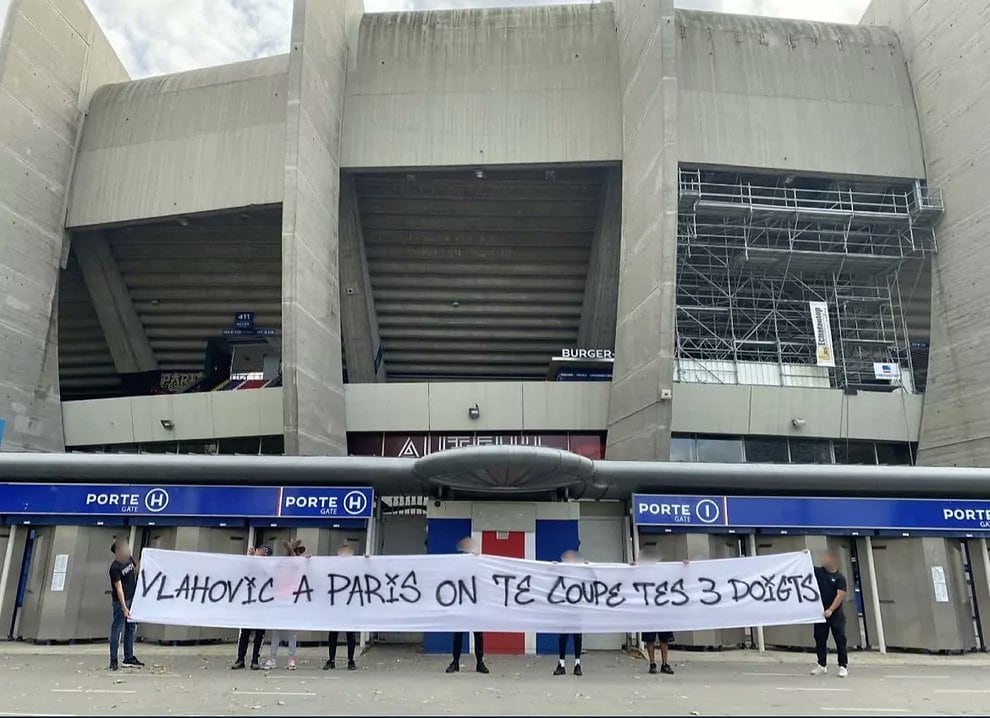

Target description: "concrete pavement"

left=0, top=643, right=988, bottom=716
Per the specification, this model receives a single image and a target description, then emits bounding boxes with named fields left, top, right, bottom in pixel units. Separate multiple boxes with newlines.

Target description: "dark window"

left=260, top=435, right=284, bottom=455
left=697, top=436, right=744, bottom=463
left=218, top=436, right=262, bottom=455
left=876, top=442, right=912, bottom=465
left=670, top=435, right=696, bottom=462
left=744, top=437, right=790, bottom=463
left=789, top=438, right=832, bottom=464
left=179, top=441, right=218, bottom=455
left=833, top=441, right=877, bottom=464
left=139, top=442, right=178, bottom=454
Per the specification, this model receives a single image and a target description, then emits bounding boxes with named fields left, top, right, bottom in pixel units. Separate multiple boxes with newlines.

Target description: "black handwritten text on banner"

left=130, top=550, right=822, bottom=633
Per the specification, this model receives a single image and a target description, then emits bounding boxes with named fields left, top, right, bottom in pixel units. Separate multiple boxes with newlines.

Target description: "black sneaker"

left=323, top=659, right=335, bottom=670
left=476, top=662, right=490, bottom=674
left=230, top=660, right=245, bottom=670
left=250, top=661, right=261, bottom=670
left=347, top=660, right=357, bottom=671
left=445, top=661, right=459, bottom=673
left=553, top=664, right=566, bottom=676
left=108, top=661, right=119, bottom=671
left=573, top=664, right=583, bottom=676
left=648, top=663, right=657, bottom=674
left=122, top=657, right=144, bottom=668
left=660, top=663, right=674, bottom=675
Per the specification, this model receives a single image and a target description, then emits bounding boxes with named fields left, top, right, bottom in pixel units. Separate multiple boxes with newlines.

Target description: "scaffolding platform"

left=675, top=167, right=943, bottom=392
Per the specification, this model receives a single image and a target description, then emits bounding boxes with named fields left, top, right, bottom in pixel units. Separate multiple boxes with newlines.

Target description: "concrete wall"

left=281, top=0, right=362, bottom=455
left=344, top=381, right=610, bottom=433
left=340, top=4, right=621, bottom=169
left=66, top=55, right=288, bottom=228
left=672, top=384, right=922, bottom=443
left=60, top=383, right=922, bottom=446
left=678, top=10, right=925, bottom=178
left=61, top=387, right=283, bottom=446
left=606, top=0, right=677, bottom=461
left=863, top=1, right=990, bottom=465
left=0, top=0, right=127, bottom=451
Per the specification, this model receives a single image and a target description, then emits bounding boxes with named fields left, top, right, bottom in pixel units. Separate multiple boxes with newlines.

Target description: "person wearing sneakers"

left=108, top=540, right=144, bottom=671
left=811, top=549, right=849, bottom=678
left=554, top=549, right=584, bottom=677
left=231, top=544, right=272, bottom=670
left=324, top=543, right=359, bottom=671
left=641, top=632, right=675, bottom=675
left=264, top=540, right=309, bottom=671
left=446, top=536, right=489, bottom=675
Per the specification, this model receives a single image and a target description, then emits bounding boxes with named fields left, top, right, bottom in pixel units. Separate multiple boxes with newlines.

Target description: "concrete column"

left=759, top=535, right=828, bottom=648
left=338, top=174, right=385, bottom=382
left=651, top=533, right=745, bottom=649
left=607, top=0, right=677, bottom=460
left=0, top=0, right=128, bottom=451
left=281, top=0, right=364, bottom=455
left=73, top=232, right=157, bottom=373
left=578, top=166, right=621, bottom=349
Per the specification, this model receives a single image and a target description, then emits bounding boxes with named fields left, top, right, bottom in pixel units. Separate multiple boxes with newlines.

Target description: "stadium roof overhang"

left=2, top=447, right=990, bottom=500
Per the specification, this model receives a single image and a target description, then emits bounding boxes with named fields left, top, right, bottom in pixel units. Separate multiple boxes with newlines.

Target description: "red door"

left=482, top=530, right=526, bottom=654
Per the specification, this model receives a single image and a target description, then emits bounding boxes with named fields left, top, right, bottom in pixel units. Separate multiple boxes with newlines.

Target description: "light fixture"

left=474, top=169, right=485, bottom=179
left=468, top=404, right=480, bottom=420
left=176, top=217, right=190, bottom=227
left=160, top=419, right=175, bottom=430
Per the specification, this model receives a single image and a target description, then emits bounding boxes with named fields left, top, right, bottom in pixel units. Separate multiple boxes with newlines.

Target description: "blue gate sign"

left=0, top=484, right=374, bottom=520
left=280, top=487, right=374, bottom=519
left=633, top=494, right=990, bottom=533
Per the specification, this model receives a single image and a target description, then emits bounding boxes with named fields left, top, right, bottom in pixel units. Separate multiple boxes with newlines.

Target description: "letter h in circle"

left=343, top=491, right=368, bottom=516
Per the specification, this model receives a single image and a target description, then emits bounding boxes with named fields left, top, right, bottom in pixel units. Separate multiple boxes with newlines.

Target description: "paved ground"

left=1, top=643, right=989, bottom=716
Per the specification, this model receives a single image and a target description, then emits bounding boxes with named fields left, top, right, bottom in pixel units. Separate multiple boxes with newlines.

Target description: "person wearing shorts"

left=641, top=631, right=674, bottom=675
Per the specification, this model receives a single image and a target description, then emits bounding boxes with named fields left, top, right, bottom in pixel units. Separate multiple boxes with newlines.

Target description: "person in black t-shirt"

left=811, top=550, right=849, bottom=678
left=108, top=541, right=143, bottom=671
left=554, top=550, right=584, bottom=677
left=325, top=543, right=359, bottom=671
left=446, top=537, right=489, bottom=675
left=231, top=544, right=272, bottom=670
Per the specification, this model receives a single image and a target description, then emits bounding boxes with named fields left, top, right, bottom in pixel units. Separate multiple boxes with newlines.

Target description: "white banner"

left=809, top=301, right=836, bottom=367
left=131, top=550, right=822, bottom=633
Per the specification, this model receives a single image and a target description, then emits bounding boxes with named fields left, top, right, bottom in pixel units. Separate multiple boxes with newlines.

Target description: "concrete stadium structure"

left=0, top=0, right=988, bottom=656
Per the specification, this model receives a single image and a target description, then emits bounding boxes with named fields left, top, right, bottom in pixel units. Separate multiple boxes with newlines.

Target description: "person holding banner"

left=446, top=536, right=489, bottom=675
left=554, top=549, right=584, bottom=677
left=108, top=540, right=144, bottom=671
left=811, top=550, right=849, bottom=678
left=264, top=540, right=309, bottom=671
left=231, top=544, right=272, bottom=670
left=325, top=543, right=359, bottom=671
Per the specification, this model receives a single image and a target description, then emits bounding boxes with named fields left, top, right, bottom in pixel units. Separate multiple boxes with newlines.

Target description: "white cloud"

left=82, top=0, right=871, bottom=79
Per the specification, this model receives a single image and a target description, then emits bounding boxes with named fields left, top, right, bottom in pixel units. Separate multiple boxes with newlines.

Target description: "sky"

left=1, top=0, right=871, bottom=79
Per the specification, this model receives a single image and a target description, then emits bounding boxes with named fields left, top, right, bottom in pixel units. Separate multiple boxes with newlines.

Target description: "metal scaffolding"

left=675, top=168, right=942, bottom=391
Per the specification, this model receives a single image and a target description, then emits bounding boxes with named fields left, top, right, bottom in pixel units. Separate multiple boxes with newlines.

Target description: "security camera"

left=791, top=418, right=806, bottom=428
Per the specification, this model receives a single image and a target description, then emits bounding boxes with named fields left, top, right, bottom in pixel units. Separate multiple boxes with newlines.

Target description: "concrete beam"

left=73, top=233, right=157, bottom=374
left=339, top=174, right=385, bottom=382
left=578, top=165, right=621, bottom=349
left=606, top=0, right=678, bottom=461
left=0, top=0, right=128, bottom=451
left=280, top=0, right=363, bottom=456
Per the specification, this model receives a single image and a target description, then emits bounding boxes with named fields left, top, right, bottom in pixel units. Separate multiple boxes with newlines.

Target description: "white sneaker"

left=837, top=666, right=848, bottom=678
left=810, top=665, right=827, bottom=676
left=262, top=659, right=276, bottom=670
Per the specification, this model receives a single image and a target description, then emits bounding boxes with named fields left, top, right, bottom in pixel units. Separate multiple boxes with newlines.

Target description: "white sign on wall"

left=809, top=302, right=836, bottom=368
left=131, top=550, right=823, bottom=633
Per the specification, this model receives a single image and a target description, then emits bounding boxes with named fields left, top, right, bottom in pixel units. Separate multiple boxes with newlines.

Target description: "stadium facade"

left=0, top=0, right=986, bottom=654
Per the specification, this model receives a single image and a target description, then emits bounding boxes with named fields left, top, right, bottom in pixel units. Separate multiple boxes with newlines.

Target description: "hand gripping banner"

left=131, top=549, right=822, bottom=633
